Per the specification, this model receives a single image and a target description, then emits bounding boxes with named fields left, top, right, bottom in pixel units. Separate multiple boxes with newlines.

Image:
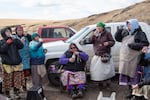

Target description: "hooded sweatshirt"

left=0, top=27, right=23, bottom=65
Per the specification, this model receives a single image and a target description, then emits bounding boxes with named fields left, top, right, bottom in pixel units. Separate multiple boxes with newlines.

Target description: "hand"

left=6, top=38, right=13, bottom=44
left=93, top=29, right=99, bottom=36
left=74, top=51, right=79, bottom=55
left=142, top=46, right=148, bottom=53
left=132, top=84, right=139, bottom=89
left=69, top=58, right=75, bottom=63
left=21, top=37, right=25, bottom=43
left=103, top=42, right=109, bottom=46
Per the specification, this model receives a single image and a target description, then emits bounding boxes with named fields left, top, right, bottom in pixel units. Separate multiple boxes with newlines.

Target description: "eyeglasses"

left=70, top=47, right=76, bottom=49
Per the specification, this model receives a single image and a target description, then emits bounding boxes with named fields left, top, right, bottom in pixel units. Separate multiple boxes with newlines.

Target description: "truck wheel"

left=46, top=59, right=61, bottom=86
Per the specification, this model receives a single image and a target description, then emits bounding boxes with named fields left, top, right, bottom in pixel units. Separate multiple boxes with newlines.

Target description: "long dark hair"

left=69, top=43, right=79, bottom=51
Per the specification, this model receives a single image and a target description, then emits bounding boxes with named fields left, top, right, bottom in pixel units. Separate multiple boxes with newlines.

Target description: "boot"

left=5, top=90, right=11, bottom=99
left=14, top=88, right=21, bottom=99
left=125, top=85, right=133, bottom=99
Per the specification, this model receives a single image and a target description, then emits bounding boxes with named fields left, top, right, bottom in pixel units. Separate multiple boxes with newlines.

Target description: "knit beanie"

left=31, top=32, right=39, bottom=40
left=96, top=22, right=105, bottom=28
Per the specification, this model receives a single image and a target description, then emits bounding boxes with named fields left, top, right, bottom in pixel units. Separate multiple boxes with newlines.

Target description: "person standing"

left=90, top=22, right=115, bottom=87
left=29, top=32, right=47, bottom=99
left=0, top=26, right=25, bottom=99
left=29, top=32, right=46, bottom=88
left=15, top=25, right=31, bottom=90
left=115, top=19, right=149, bottom=99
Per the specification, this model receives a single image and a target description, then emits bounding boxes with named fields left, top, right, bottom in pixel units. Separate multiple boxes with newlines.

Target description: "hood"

left=0, top=27, right=12, bottom=40
left=126, top=19, right=139, bottom=33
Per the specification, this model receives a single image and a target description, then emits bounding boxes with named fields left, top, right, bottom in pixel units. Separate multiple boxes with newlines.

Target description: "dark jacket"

left=90, top=29, right=115, bottom=56
left=115, top=28, right=149, bottom=51
left=0, top=36, right=23, bottom=65
left=138, top=79, right=150, bottom=88
left=59, top=50, right=88, bottom=71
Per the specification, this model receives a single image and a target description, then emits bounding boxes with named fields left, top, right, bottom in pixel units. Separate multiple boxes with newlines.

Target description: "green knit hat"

left=31, top=32, right=40, bottom=40
left=96, top=22, right=105, bottom=28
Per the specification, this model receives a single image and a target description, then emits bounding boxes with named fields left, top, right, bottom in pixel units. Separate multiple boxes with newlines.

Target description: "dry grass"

left=0, top=0, right=150, bottom=33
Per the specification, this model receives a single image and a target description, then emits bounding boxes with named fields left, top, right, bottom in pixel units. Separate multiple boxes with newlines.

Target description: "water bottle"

left=51, top=65, right=55, bottom=73
left=72, top=54, right=75, bottom=59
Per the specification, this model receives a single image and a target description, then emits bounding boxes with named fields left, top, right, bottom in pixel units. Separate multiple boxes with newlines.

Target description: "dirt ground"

left=1, top=74, right=130, bottom=100
left=43, top=75, right=129, bottom=100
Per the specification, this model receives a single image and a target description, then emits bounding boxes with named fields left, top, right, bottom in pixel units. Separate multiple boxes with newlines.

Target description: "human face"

left=127, top=22, right=131, bottom=31
left=5, top=29, right=11, bottom=37
left=70, top=45, right=77, bottom=52
left=34, top=36, right=40, bottom=41
left=96, top=26, right=103, bottom=33
left=17, top=29, right=23, bottom=36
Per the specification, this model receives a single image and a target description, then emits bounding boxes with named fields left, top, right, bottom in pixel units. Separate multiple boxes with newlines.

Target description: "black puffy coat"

left=0, top=27, right=23, bottom=65
left=62, top=51, right=86, bottom=71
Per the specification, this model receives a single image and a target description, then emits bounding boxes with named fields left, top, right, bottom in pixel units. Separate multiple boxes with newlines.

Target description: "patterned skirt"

left=2, top=64, right=25, bottom=92
left=60, top=71, right=86, bottom=86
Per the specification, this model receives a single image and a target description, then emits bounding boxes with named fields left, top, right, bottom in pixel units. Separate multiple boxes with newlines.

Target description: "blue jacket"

left=29, top=41, right=45, bottom=65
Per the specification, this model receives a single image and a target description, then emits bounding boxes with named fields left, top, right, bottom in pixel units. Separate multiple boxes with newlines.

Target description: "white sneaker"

left=43, top=97, right=47, bottom=100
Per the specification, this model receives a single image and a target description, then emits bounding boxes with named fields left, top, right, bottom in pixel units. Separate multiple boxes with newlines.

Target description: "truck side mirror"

left=80, top=38, right=91, bottom=45
left=79, top=40, right=85, bottom=45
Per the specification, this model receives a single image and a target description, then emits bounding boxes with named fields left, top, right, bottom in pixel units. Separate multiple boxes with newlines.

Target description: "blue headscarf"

left=126, top=19, right=139, bottom=33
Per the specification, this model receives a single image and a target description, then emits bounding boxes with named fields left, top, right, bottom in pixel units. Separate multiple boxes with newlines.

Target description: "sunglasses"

left=70, top=47, right=76, bottom=49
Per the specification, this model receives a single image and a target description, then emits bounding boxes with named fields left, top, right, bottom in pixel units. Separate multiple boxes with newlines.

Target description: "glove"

left=6, top=38, right=13, bottom=44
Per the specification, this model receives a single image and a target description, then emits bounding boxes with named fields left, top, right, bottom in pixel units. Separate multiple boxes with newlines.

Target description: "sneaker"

left=70, top=90, right=78, bottom=99
left=77, top=90, right=83, bottom=98
left=71, top=93, right=78, bottom=99
left=43, top=97, right=47, bottom=100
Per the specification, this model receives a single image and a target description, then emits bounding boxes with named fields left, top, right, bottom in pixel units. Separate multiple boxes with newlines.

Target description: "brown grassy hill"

left=0, top=0, right=150, bottom=33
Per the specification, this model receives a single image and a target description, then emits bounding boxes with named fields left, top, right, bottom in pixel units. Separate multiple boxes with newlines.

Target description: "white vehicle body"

left=43, top=22, right=150, bottom=72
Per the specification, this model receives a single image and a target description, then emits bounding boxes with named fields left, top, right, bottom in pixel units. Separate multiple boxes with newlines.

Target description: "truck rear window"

left=41, top=28, right=72, bottom=38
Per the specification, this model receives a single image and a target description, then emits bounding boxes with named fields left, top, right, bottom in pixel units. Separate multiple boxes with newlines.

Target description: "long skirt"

left=60, top=71, right=86, bottom=86
left=90, top=55, right=115, bottom=81
left=2, top=64, right=25, bottom=92
left=119, top=65, right=142, bottom=85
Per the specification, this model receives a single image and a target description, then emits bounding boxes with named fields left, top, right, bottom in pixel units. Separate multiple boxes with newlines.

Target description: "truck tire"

left=46, top=59, right=61, bottom=86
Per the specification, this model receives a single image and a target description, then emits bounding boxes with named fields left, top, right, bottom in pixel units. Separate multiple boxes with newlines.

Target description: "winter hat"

left=31, top=32, right=39, bottom=40
left=96, top=22, right=105, bottom=28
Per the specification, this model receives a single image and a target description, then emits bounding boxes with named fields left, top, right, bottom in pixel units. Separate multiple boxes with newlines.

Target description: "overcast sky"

left=0, top=0, right=144, bottom=20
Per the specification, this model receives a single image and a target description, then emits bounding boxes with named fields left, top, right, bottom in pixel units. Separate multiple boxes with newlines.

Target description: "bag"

left=101, top=53, right=111, bottom=63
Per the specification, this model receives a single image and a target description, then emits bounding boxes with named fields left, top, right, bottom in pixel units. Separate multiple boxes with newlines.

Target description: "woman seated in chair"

left=59, top=43, right=89, bottom=99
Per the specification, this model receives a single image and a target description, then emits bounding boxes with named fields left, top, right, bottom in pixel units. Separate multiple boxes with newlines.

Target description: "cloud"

left=0, top=0, right=144, bottom=20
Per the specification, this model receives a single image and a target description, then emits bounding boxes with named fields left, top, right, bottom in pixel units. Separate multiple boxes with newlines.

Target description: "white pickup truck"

left=43, top=22, right=150, bottom=85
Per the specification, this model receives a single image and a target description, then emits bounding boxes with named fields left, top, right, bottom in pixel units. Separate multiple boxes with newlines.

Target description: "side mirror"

left=79, top=40, right=85, bottom=45
left=79, top=38, right=91, bottom=45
